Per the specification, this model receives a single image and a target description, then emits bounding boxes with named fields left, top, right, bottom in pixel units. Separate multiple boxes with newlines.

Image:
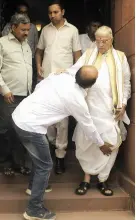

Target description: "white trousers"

left=47, top=117, right=68, bottom=158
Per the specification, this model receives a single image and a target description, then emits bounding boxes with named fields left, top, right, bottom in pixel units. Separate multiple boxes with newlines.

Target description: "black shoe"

left=55, top=157, right=65, bottom=174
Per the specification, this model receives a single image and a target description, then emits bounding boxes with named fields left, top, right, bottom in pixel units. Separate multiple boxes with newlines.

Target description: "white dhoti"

left=74, top=59, right=128, bottom=182
left=75, top=123, right=119, bottom=182
left=47, top=117, right=68, bottom=158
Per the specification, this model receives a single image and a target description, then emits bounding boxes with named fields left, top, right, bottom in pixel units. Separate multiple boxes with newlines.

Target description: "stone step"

left=0, top=147, right=119, bottom=185
left=0, top=163, right=118, bottom=185
left=0, top=183, right=129, bottom=213
left=0, top=148, right=82, bottom=184
left=0, top=211, right=134, bottom=220
left=0, top=163, right=83, bottom=184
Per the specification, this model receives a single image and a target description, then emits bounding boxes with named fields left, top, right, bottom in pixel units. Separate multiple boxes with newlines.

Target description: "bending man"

left=12, top=66, right=110, bottom=220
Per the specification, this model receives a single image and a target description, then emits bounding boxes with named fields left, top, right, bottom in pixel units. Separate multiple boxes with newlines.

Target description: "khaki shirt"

left=37, top=20, right=81, bottom=78
left=0, top=33, right=32, bottom=96
left=2, top=23, right=38, bottom=58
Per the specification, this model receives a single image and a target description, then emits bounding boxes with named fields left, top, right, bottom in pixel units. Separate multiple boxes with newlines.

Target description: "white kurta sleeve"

left=65, top=90, right=104, bottom=147
left=122, top=55, right=131, bottom=105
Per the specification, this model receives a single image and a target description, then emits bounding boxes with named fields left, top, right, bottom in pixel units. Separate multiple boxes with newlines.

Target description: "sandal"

left=97, top=182, right=113, bottom=196
left=4, top=167, right=15, bottom=176
left=15, top=166, right=31, bottom=175
left=75, top=182, right=90, bottom=195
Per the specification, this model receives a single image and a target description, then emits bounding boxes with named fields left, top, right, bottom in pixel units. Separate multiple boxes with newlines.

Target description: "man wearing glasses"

left=65, top=26, right=131, bottom=196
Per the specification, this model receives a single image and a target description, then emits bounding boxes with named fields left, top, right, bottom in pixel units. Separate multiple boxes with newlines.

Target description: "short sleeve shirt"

left=37, top=20, right=81, bottom=78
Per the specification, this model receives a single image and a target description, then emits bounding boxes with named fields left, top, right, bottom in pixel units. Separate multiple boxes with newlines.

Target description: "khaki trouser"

left=47, top=118, right=68, bottom=158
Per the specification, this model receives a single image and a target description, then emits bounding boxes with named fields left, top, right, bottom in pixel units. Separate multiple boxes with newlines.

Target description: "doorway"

left=0, top=0, right=111, bottom=33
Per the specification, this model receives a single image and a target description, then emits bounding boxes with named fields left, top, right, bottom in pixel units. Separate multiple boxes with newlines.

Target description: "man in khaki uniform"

left=0, top=13, right=32, bottom=176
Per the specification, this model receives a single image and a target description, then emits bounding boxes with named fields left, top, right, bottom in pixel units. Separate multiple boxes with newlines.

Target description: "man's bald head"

left=75, top=65, right=98, bottom=89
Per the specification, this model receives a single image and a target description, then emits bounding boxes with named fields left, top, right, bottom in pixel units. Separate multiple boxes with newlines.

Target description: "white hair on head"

left=95, top=26, right=113, bottom=39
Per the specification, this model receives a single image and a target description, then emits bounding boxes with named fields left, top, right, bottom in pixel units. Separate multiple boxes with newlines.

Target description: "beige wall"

left=111, top=0, right=135, bottom=182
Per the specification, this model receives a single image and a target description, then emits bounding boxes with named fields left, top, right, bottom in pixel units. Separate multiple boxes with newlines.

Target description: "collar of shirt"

left=49, top=19, right=70, bottom=28
left=8, top=32, right=28, bottom=44
left=85, top=34, right=91, bottom=41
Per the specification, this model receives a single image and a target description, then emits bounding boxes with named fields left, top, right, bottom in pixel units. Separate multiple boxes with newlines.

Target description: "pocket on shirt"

left=5, top=49, right=22, bottom=62
left=5, top=48, right=32, bottom=65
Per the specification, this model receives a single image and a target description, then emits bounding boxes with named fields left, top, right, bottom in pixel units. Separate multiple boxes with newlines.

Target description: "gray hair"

left=95, top=26, right=113, bottom=39
left=10, top=13, right=30, bottom=26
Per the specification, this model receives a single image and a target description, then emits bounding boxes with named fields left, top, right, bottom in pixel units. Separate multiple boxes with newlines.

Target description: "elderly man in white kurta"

left=66, top=26, right=131, bottom=196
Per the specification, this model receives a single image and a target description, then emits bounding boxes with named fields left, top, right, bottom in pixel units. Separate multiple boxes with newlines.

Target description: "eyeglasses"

left=96, top=39, right=111, bottom=45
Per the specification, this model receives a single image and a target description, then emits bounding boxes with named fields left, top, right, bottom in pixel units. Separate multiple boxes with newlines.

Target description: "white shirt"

left=79, top=34, right=96, bottom=53
left=37, top=20, right=81, bottom=78
left=12, top=73, right=104, bottom=147
left=0, top=33, right=32, bottom=96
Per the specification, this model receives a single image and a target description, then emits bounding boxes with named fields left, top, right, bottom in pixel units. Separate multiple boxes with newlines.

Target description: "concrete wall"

left=111, top=0, right=135, bottom=183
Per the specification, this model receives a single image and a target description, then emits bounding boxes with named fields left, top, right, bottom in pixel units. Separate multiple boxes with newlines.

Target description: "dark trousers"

left=13, top=122, right=53, bottom=212
left=0, top=95, right=27, bottom=168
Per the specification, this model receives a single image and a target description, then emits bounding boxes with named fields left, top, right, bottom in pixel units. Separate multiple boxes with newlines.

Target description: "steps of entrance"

left=0, top=149, right=130, bottom=214
left=0, top=211, right=134, bottom=220
left=0, top=183, right=129, bottom=213
left=0, top=163, right=118, bottom=185
left=0, top=148, right=118, bottom=185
